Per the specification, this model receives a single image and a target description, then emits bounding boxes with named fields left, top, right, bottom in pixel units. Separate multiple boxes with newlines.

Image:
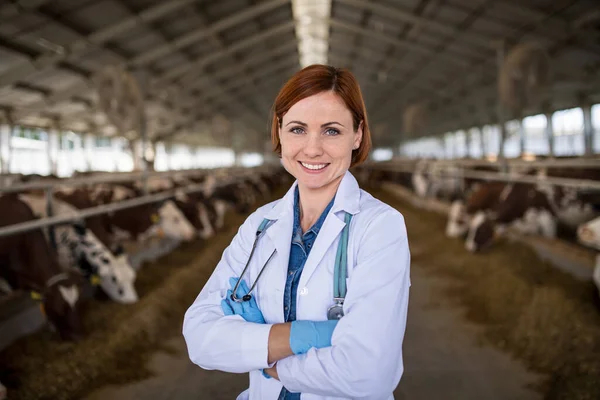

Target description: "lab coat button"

left=299, top=287, right=308, bottom=296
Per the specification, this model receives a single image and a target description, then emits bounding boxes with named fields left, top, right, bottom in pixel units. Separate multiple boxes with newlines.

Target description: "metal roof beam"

left=186, top=4, right=274, bottom=115
left=179, top=40, right=297, bottom=96
left=329, top=18, right=473, bottom=68
left=130, top=0, right=290, bottom=67
left=336, top=0, right=494, bottom=50
left=0, top=0, right=50, bottom=23
left=156, top=21, right=296, bottom=85
left=0, top=0, right=199, bottom=89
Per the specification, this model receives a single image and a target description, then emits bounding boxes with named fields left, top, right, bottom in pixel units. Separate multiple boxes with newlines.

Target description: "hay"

left=371, top=187, right=600, bottom=400
left=0, top=188, right=287, bottom=400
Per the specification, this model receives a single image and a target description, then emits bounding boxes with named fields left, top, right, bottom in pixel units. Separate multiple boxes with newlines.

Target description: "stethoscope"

left=230, top=213, right=352, bottom=320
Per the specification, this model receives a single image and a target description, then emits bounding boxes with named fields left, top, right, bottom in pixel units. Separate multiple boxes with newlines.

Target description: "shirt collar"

left=293, top=186, right=335, bottom=236
left=264, top=170, right=361, bottom=221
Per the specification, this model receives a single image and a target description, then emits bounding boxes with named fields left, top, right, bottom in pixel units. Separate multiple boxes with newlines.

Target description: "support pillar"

left=583, top=103, right=594, bottom=156
left=545, top=112, right=554, bottom=157
left=465, top=129, right=472, bottom=158
left=0, top=123, right=12, bottom=174
left=83, top=133, right=95, bottom=172
left=131, top=139, right=144, bottom=171
left=495, top=41, right=507, bottom=161
left=47, top=128, right=60, bottom=176
left=480, top=127, right=487, bottom=158
left=518, top=118, right=526, bottom=156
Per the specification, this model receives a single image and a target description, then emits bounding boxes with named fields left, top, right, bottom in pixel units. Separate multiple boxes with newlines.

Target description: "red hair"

left=270, top=65, right=372, bottom=167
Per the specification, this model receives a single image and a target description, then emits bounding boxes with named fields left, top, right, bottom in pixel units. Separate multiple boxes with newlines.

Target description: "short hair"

left=270, top=65, right=372, bottom=167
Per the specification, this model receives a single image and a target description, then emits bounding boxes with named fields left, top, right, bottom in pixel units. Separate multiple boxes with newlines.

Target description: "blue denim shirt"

left=279, top=186, right=335, bottom=400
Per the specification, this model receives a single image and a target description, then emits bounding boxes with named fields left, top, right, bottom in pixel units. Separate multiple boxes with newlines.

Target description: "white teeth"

left=301, top=162, right=327, bottom=170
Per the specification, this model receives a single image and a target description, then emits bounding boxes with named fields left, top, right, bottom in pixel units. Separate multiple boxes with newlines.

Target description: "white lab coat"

left=183, top=171, right=411, bottom=400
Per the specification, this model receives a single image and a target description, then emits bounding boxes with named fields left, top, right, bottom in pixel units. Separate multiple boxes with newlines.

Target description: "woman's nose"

left=303, top=134, right=324, bottom=157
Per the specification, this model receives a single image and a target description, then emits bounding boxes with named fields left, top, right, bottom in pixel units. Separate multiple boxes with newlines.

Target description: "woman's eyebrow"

left=285, top=120, right=345, bottom=128
left=321, top=122, right=345, bottom=128
left=286, top=120, right=307, bottom=127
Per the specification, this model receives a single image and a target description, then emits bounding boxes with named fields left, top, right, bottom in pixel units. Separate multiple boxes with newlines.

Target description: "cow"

left=0, top=194, right=84, bottom=340
left=18, top=194, right=138, bottom=304
left=446, top=182, right=508, bottom=238
left=535, top=167, right=600, bottom=234
left=88, top=184, right=196, bottom=242
left=464, top=183, right=557, bottom=252
left=173, top=191, right=216, bottom=240
left=54, top=187, right=120, bottom=254
left=577, top=216, right=600, bottom=295
left=411, top=159, right=488, bottom=201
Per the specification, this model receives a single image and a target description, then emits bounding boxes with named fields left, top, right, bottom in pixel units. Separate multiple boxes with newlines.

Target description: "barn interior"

left=0, top=0, right=600, bottom=399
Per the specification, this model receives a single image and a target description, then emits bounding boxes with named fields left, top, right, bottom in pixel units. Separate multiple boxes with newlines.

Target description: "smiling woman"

left=183, top=65, right=411, bottom=400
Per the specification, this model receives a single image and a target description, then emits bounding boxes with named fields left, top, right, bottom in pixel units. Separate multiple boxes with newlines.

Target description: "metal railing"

left=0, top=169, right=252, bottom=238
left=374, top=156, right=600, bottom=169
left=0, top=167, right=220, bottom=194
left=369, top=163, right=600, bottom=191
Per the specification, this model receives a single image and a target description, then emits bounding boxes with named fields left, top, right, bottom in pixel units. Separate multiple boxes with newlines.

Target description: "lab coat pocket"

left=257, top=287, right=283, bottom=324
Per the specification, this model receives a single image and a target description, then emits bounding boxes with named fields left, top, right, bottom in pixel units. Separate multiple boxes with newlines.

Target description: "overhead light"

left=292, top=0, right=332, bottom=67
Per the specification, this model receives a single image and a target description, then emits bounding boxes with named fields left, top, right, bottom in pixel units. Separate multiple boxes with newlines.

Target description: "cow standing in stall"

left=89, top=183, right=196, bottom=242
left=536, top=167, right=600, bottom=234
left=17, top=194, right=139, bottom=304
left=577, top=216, right=600, bottom=296
left=0, top=194, right=85, bottom=340
left=464, top=183, right=558, bottom=252
left=446, top=182, right=508, bottom=238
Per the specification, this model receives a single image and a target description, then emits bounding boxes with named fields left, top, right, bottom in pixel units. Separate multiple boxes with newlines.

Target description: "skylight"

left=292, top=0, right=332, bottom=67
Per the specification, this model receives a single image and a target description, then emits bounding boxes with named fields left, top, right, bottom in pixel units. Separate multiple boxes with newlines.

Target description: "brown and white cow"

left=89, top=184, right=196, bottom=242
left=0, top=194, right=85, bottom=340
left=465, top=183, right=557, bottom=252
left=577, top=216, right=600, bottom=295
left=446, top=182, right=508, bottom=238
left=536, top=167, right=600, bottom=231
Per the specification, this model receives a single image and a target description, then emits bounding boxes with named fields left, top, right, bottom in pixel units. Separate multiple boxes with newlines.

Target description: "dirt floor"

left=81, top=262, right=542, bottom=400
left=3, top=185, right=600, bottom=399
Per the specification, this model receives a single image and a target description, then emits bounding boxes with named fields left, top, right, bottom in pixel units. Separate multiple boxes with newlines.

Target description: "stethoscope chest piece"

left=327, top=301, right=344, bottom=320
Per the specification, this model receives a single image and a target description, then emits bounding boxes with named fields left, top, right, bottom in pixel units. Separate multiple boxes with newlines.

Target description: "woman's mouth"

left=299, top=161, right=329, bottom=172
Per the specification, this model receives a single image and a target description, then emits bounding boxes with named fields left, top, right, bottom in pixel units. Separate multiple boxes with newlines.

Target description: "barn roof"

left=0, top=0, right=599, bottom=149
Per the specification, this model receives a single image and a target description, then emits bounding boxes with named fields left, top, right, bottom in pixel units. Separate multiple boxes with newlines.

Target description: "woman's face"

left=279, top=91, right=362, bottom=193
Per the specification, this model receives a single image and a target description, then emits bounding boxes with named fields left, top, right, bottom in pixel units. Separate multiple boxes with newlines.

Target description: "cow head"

left=73, top=226, right=138, bottom=304
left=173, top=192, right=215, bottom=240
left=156, top=200, right=196, bottom=241
left=41, top=272, right=85, bottom=341
left=465, top=211, right=498, bottom=252
left=446, top=200, right=470, bottom=238
left=412, top=162, right=429, bottom=198
left=577, top=216, right=600, bottom=251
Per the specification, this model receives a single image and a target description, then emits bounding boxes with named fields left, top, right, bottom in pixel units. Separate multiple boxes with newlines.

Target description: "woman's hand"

left=220, top=277, right=266, bottom=324
left=289, top=320, right=338, bottom=355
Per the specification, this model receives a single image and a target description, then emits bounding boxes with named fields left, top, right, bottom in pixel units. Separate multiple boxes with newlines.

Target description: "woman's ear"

left=353, top=121, right=364, bottom=150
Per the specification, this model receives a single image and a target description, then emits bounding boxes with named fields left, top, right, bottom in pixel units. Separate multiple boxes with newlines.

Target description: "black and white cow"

left=18, top=194, right=138, bottom=304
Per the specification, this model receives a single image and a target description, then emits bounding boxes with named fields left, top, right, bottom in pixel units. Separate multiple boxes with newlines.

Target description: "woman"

left=183, top=65, right=411, bottom=400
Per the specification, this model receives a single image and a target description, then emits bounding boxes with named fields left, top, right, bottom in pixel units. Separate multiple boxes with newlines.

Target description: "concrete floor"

left=85, top=264, right=542, bottom=400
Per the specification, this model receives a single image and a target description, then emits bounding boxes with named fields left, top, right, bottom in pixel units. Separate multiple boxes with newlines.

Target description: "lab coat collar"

left=264, top=170, right=361, bottom=292
left=263, top=170, right=361, bottom=221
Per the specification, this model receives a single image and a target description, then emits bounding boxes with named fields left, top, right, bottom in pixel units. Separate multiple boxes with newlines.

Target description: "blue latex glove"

left=289, top=320, right=339, bottom=355
left=220, top=277, right=265, bottom=324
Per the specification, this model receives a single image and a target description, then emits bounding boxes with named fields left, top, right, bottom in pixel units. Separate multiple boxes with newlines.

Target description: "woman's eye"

left=325, top=128, right=340, bottom=136
left=290, top=127, right=304, bottom=134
